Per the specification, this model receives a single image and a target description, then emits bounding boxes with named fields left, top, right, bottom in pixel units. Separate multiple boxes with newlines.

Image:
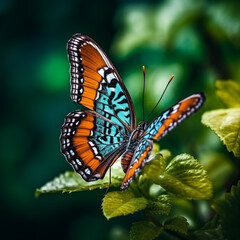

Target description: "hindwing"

left=60, top=110, right=127, bottom=181
left=144, top=93, right=205, bottom=141
left=121, top=139, right=153, bottom=190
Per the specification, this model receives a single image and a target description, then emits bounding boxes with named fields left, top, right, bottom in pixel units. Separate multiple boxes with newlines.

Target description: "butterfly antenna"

left=145, top=75, right=174, bottom=122
left=142, top=66, right=146, bottom=121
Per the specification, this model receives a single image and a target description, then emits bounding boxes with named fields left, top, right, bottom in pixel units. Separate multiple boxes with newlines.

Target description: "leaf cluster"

left=36, top=80, right=240, bottom=239
left=202, top=80, right=240, bottom=158
left=37, top=146, right=212, bottom=239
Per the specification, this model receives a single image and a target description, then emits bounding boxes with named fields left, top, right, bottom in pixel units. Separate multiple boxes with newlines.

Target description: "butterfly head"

left=137, top=121, right=148, bottom=133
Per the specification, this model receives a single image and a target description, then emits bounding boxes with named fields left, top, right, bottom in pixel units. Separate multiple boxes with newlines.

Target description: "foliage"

left=37, top=146, right=213, bottom=239
left=36, top=161, right=124, bottom=195
left=149, top=153, right=212, bottom=199
left=2, top=0, right=240, bottom=239
left=37, top=79, right=240, bottom=240
left=102, top=190, right=148, bottom=220
left=202, top=80, right=240, bottom=157
left=189, top=180, right=240, bottom=240
left=212, top=181, right=240, bottom=240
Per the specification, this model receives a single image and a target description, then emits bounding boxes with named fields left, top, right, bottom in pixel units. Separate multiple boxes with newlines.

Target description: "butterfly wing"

left=61, top=33, right=138, bottom=181
left=68, top=34, right=136, bottom=131
left=121, top=139, right=153, bottom=190
left=120, top=93, right=205, bottom=190
left=144, top=93, right=205, bottom=141
left=60, top=110, right=127, bottom=181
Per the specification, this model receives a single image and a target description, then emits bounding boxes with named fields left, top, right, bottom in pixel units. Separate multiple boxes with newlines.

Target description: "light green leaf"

left=102, top=190, right=148, bottom=219
left=152, top=154, right=213, bottom=199
left=202, top=108, right=240, bottom=157
left=35, top=171, right=122, bottom=196
left=212, top=181, right=240, bottom=240
left=143, top=150, right=170, bottom=180
left=164, top=216, right=189, bottom=235
left=36, top=159, right=125, bottom=196
left=130, top=221, right=163, bottom=240
left=216, top=80, right=240, bottom=108
left=159, top=149, right=171, bottom=161
left=147, top=195, right=171, bottom=215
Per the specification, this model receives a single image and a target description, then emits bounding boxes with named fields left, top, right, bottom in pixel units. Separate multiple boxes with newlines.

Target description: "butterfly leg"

left=104, top=167, right=112, bottom=196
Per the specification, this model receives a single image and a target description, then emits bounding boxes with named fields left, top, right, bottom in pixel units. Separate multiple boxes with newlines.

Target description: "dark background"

left=1, top=0, right=240, bottom=239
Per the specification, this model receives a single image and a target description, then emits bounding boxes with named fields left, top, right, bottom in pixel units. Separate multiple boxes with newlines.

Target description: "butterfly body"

left=120, top=121, right=149, bottom=171
left=60, top=33, right=205, bottom=190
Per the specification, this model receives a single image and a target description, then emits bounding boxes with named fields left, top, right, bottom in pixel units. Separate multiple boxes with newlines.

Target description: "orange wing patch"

left=121, top=141, right=153, bottom=190
left=153, top=93, right=205, bottom=141
left=68, top=34, right=108, bottom=110
left=60, top=111, right=103, bottom=181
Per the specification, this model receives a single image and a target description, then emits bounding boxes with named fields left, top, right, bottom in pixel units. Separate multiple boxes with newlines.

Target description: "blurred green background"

left=1, top=0, right=240, bottom=239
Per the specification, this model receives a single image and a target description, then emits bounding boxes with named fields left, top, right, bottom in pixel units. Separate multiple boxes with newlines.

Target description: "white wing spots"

left=92, top=147, right=98, bottom=155
left=66, top=138, right=70, bottom=147
left=74, top=113, right=80, bottom=117
left=95, top=91, right=100, bottom=100
left=72, top=160, right=78, bottom=171
left=98, top=68, right=105, bottom=77
left=76, top=158, right=82, bottom=166
left=88, top=141, right=102, bottom=160
left=93, top=173, right=101, bottom=178
left=96, top=155, right=102, bottom=160
left=84, top=167, right=91, bottom=175
left=172, top=104, right=180, bottom=113
left=79, top=86, right=83, bottom=94
left=70, top=150, right=75, bottom=156
left=81, top=113, right=86, bottom=118
left=106, top=73, right=115, bottom=83
left=98, top=84, right=102, bottom=91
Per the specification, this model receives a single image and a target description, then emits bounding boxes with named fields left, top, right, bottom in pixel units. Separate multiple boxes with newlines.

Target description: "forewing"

left=68, top=34, right=136, bottom=131
left=144, top=93, right=205, bottom=141
left=121, top=139, right=153, bottom=190
left=60, top=110, right=127, bottom=181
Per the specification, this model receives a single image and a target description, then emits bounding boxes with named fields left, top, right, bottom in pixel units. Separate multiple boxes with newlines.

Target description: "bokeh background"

left=1, top=0, right=240, bottom=239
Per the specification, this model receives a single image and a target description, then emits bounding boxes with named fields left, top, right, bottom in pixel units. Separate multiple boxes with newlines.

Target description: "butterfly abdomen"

left=121, top=151, right=134, bottom=173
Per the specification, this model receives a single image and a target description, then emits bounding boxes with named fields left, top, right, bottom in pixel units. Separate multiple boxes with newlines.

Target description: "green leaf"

left=143, top=150, right=169, bottom=180
left=152, top=154, right=213, bottom=199
left=36, top=159, right=125, bottom=196
left=35, top=171, right=122, bottom=196
left=216, top=80, right=240, bottom=108
left=202, top=108, right=240, bottom=157
left=159, top=149, right=171, bottom=161
left=147, top=195, right=171, bottom=215
left=164, top=216, right=189, bottom=235
left=212, top=181, right=240, bottom=240
left=189, top=216, right=227, bottom=240
left=130, top=221, right=163, bottom=240
left=102, top=189, right=148, bottom=219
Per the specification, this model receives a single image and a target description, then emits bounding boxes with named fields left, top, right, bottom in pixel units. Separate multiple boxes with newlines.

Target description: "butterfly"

left=60, top=34, right=205, bottom=191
